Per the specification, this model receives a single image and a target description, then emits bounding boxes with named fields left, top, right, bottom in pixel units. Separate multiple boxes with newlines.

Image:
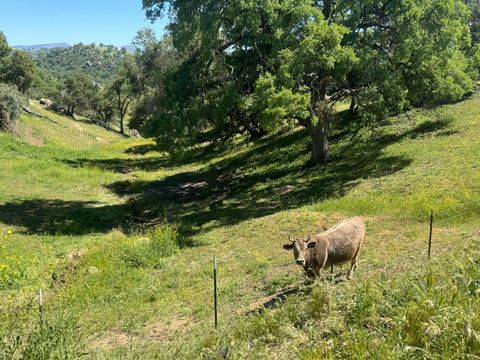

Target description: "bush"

left=0, top=83, right=25, bottom=131
left=121, top=224, right=189, bottom=268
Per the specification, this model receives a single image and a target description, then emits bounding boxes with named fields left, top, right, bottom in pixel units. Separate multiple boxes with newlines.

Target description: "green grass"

left=0, top=96, right=479, bottom=359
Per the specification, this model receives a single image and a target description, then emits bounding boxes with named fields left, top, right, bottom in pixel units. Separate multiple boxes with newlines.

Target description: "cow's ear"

left=307, top=242, right=317, bottom=248
left=283, top=244, right=294, bottom=250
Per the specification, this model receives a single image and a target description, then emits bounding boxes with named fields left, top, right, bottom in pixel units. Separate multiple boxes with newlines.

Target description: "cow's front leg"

left=311, top=266, right=321, bottom=278
left=315, top=252, right=329, bottom=280
left=304, top=267, right=316, bottom=278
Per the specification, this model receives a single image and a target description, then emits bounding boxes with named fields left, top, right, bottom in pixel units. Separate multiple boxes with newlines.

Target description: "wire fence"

left=8, top=206, right=480, bottom=337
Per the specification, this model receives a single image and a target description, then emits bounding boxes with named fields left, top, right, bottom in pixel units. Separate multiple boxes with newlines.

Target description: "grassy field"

left=0, top=97, right=479, bottom=359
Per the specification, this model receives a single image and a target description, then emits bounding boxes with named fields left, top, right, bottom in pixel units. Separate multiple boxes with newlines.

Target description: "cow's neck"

left=306, top=239, right=328, bottom=270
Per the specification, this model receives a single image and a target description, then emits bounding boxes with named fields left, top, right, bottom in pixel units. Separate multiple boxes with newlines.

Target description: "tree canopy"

left=141, top=0, right=479, bottom=165
left=56, top=71, right=98, bottom=118
left=0, top=32, right=10, bottom=59
left=33, top=43, right=128, bottom=84
left=1, top=49, right=38, bottom=94
left=0, top=33, right=39, bottom=95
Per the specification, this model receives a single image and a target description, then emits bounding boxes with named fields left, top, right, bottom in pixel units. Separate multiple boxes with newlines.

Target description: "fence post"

left=38, top=289, right=43, bottom=327
left=213, top=255, right=218, bottom=329
left=428, top=211, right=434, bottom=260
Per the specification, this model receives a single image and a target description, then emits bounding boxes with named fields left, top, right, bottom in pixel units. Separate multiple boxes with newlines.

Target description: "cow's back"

left=316, top=217, right=365, bottom=265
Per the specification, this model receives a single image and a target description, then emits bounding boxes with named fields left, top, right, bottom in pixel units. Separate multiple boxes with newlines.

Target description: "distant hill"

left=121, top=45, right=137, bottom=53
left=32, top=43, right=128, bottom=83
left=13, top=43, right=71, bottom=51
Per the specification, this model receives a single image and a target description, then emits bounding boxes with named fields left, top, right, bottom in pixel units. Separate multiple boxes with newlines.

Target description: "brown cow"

left=283, top=216, right=365, bottom=279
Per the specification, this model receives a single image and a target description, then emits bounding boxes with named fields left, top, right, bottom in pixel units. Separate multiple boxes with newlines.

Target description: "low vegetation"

left=0, top=91, right=479, bottom=358
left=0, top=83, right=25, bottom=131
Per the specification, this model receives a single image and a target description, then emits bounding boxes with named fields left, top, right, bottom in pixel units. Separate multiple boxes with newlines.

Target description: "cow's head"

left=283, top=236, right=316, bottom=266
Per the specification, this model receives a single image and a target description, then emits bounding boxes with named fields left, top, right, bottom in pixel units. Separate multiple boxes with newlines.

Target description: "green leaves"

left=0, top=32, right=10, bottom=59
left=1, top=50, right=38, bottom=94
left=32, top=43, right=126, bottom=84
left=56, top=71, right=98, bottom=117
left=142, top=0, right=478, bottom=164
left=0, top=84, right=26, bottom=132
left=253, top=9, right=356, bottom=134
left=254, top=72, right=310, bottom=131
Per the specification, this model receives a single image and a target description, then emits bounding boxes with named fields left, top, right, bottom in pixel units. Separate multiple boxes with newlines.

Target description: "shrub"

left=0, top=83, right=25, bottom=131
left=121, top=224, right=189, bottom=268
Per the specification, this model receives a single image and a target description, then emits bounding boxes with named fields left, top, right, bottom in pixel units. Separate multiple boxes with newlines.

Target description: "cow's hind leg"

left=347, top=241, right=363, bottom=280
left=347, top=258, right=357, bottom=280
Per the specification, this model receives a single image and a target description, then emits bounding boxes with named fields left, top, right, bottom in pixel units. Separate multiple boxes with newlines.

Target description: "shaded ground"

left=0, top=199, right=127, bottom=235
left=0, top=115, right=452, bottom=236
left=101, top=120, right=447, bottom=233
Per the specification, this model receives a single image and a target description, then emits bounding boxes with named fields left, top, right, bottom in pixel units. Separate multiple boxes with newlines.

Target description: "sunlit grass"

left=1, top=95, right=480, bottom=358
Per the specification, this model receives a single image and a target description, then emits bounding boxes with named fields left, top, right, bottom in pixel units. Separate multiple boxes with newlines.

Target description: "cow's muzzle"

left=296, top=259, right=305, bottom=266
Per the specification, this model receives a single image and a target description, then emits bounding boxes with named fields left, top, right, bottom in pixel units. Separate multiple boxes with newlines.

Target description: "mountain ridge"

left=13, top=43, right=71, bottom=51
left=13, top=43, right=136, bottom=52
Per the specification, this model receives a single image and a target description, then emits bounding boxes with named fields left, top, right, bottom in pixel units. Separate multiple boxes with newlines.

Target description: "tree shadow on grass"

left=403, top=119, right=457, bottom=138
left=68, top=138, right=249, bottom=174
left=66, top=156, right=166, bottom=174
left=0, top=115, right=452, bottom=237
left=101, top=117, right=454, bottom=234
left=65, top=145, right=233, bottom=174
left=0, top=199, right=127, bottom=235
left=104, top=116, right=453, bottom=234
left=0, top=199, right=200, bottom=247
left=124, top=143, right=160, bottom=155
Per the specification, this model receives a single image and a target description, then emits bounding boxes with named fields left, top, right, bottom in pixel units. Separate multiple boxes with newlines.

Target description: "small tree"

left=130, top=30, right=178, bottom=133
left=0, top=84, right=26, bottom=132
left=31, top=68, right=60, bottom=100
left=0, top=32, right=11, bottom=59
left=57, top=72, right=97, bottom=118
left=1, top=49, right=38, bottom=94
left=93, top=88, right=115, bottom=124
left=109, top=57, right=140, bottom=135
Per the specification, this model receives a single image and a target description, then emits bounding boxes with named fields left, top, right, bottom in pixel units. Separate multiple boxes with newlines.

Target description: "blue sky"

left=0, top=0, right=167, bottom=46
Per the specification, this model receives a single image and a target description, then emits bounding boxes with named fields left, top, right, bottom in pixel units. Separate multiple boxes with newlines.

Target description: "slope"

left=0, top=95, right=479, bottom=359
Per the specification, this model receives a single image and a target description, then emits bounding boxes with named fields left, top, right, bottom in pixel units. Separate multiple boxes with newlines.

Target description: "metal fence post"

left=214, top=256, right=218, bottom=329
left=428, top=211, right=434, bottom=260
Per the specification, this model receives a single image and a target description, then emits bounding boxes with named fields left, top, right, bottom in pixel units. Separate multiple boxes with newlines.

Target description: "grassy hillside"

left=0, top=95, right=479, bottom=359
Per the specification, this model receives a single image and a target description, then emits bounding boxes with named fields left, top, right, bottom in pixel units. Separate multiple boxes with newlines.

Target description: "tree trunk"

left=119, top=114, right=125, bottom=135
left=322, top=0, right=335, bottom=21
left=68, top=106, right=75, bottom=119
left=349, top=95, right=358, bottom=116
left=308, top=127, right=331, bottom=166
left=303, top=100, right=333, bottom=166
left=117, top=96, right=131, bottom=136
left=245, top=122, right=266, bottom=140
